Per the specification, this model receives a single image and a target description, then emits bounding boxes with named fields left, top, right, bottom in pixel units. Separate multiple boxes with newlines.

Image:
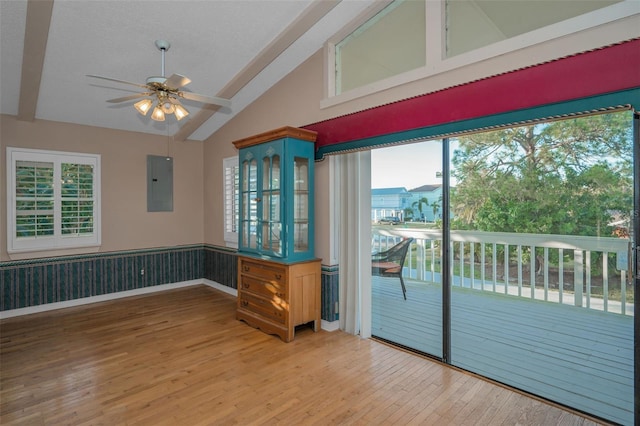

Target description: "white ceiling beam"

left=17, top=0, right=54, bottom=122
left=173, top=0, right=342, bottom=142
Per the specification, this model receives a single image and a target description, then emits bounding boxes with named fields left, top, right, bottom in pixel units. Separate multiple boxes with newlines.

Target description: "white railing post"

left=586, top=251, right=591, bottom=309
left=574, top=249, right=583, bottom=307
left=492, top=244, right=497, bottom=292
left=517, top=245, right=523, bottom=297
left=459, top=241, right=464, bottom=287
left=431, top=240, right=436, bottom=282
left=417, top=239, right=425, bottom=281
left=559, top=248, right=564, bottom=304
left=603, top=256, right=609, bottom=312
left=621, top=270, right=626, bottom=315
left=530, top=245, right=535, bottom=299
left=481, top=242, right=486, bottom=290
left=504, top=245, right=509, bottom=295
left=543, top=247, right=549, bottom=301
left=470, top=242, right=475, bottom=289
left=450, top=240, right=455, bottom=286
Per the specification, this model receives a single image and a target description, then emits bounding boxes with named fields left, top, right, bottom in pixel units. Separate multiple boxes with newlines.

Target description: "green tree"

left=430, top=196, right=441, bottom=220
left=412, top=197, right=429, bottom=222
left=403, top=207, right=414, bottom=221
left=450, top=111, right=633, bottom=236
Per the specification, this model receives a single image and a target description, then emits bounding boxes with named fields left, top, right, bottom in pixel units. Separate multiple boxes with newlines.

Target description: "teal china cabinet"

left=232, top=126, right=321, bottom=342
left=234, top=126, right=316, bottom=261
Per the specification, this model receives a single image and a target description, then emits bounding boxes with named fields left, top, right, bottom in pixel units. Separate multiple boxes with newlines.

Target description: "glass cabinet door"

left=293, top=157, right=309, bottom=253
left=241, top=155, right=258, bottom=250
left=261, top=149, right=282, bottom=256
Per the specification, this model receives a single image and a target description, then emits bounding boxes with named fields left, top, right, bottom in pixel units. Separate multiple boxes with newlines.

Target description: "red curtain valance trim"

left=304, top=39, right=640, bottom=150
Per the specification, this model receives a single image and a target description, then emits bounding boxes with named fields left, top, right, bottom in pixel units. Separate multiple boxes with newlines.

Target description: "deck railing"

left=372, top=228, right=633, bottom=316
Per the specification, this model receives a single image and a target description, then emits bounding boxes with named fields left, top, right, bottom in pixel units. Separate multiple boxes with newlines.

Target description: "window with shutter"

left=7, top=147, right=101, bottom=253
left=223, top=156, right=239, bottom=248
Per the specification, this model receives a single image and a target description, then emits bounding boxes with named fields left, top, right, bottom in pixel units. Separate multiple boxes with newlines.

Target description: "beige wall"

left=1, top=115, right=204, bottom=261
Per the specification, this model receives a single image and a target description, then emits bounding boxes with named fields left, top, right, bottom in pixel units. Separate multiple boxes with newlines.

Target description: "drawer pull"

left=242, top=282, right=250, bottom=289
left=275, top=274, right=282, bottom=280
left=243, top=265, right=250, bottom=272
left=241, top=300, right=249, bottom=307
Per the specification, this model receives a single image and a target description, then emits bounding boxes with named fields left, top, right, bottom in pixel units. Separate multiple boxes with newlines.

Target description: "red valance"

left=305, top=39, right=640, bottom=152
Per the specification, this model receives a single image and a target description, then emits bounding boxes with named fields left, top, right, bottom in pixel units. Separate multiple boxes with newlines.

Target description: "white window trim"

left=322, top=0, right=639, bottom=109
left=223, top=155, right=239, bottom=249
left=6, top=147, right=101, bottom=254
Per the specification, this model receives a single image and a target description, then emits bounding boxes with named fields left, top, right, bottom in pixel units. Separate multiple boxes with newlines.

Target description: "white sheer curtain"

left=337, top=151, right=371, bottom=337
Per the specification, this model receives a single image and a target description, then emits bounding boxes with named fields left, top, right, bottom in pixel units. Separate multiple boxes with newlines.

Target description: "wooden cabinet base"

left=236, top=309, right=292, bottom=342
left=236, top=256, right=321, bottom=342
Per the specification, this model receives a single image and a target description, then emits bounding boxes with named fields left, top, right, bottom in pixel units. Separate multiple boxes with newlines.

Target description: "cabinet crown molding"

left=232, top=126, right=317, bottom=149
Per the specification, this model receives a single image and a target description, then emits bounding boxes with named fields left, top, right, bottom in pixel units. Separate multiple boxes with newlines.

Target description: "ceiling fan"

left=87, top=40, right=231, bottom=122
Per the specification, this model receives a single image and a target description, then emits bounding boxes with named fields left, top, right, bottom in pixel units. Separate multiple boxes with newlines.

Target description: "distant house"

left=408, top=184, right=443, bottom=222
left=371, top=187, right=413, bottom=222
left=371, top=184, right=446, bottom=223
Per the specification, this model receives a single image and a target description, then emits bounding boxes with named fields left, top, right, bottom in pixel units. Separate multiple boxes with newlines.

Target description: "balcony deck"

left=371, top=276, right=634, bottom=425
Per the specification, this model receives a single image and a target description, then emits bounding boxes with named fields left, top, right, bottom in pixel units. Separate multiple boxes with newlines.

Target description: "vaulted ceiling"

left=0, top=0, right=375, bottom=142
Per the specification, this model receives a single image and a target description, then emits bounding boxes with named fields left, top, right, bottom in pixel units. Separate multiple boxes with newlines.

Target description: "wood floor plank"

left=0, top=285, right=610, bottom=425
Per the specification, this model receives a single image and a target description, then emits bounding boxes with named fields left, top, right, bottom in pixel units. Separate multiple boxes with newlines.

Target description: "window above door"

left=325, top=0, right=637, bottom=107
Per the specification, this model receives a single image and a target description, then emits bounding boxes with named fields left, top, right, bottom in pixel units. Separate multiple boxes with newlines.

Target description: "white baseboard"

left=1, top=280, right=336, bottom=334
left=202, top=279, right=238, bottom=297
left=321, top=319, right=340, bottom=332
left=0, top=279, right=205, bottom=319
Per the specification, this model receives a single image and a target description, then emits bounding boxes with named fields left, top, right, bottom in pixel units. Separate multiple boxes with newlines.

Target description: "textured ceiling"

left=0, top=0, right=375, bottom=141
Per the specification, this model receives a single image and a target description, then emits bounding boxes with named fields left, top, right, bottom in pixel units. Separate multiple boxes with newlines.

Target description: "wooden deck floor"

left=0, top=285, right=610, bottom=425
left=372, top=276, right=634, bottom=425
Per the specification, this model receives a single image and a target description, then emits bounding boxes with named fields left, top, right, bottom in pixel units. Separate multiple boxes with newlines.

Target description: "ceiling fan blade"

left=164, top=73, right=191, bottom=90
left=87, top=74, right=149, bottom=90
left=179, top=91, right=231, bottom=109
left=106, top=93, right=153, bottom=103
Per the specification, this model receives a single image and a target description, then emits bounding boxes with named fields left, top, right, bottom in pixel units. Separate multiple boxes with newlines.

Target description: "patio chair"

left=371, top=238, right=414, bottom=300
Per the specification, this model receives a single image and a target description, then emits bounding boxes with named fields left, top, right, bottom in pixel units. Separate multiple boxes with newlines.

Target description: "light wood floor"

left=0, top=285, right=608, bottom=425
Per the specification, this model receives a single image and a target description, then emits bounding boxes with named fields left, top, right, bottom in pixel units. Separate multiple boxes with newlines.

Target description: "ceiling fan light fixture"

left=173, top=103, right=189, bottom=121
left=134, top=99, right=153, bottom=115
left=161, top=100, right=175, bottom=114
left=89, top=40, right=231, bottom=123
left=151, top=105, right=165, bottom=121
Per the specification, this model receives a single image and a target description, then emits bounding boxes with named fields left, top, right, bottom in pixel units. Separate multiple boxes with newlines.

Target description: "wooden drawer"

left=238, top=292, right=286, bottom=324
left=239, top=275, right=287, bottom=299
left=239, top=259, right=286, bottom=284
left=237, top=255, right=320, bottom=342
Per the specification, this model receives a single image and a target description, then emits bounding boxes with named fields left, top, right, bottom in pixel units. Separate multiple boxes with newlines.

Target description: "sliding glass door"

left=448, top=111, right=634, bottom=424
left=370, top=141, right=443, bottom=358
left=369, top=110, right=635, bottom=424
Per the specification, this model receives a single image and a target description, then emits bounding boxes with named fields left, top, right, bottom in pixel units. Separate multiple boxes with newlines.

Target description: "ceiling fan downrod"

left=155, top=40, right=170, bottom=78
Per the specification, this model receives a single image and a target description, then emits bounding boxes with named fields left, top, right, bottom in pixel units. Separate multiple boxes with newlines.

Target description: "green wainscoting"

left=1, top=246, right=339, bottom=323
left=1, top=246, right=226, bottom=311
left=321, top=264, right=339, bottom=322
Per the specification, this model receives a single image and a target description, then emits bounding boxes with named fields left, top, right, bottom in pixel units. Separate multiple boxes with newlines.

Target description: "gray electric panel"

left=147, top=155, right=173, bottom=212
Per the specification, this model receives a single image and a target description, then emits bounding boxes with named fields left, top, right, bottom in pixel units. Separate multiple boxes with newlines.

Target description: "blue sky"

left=371, top=140, right=457, bottom=189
